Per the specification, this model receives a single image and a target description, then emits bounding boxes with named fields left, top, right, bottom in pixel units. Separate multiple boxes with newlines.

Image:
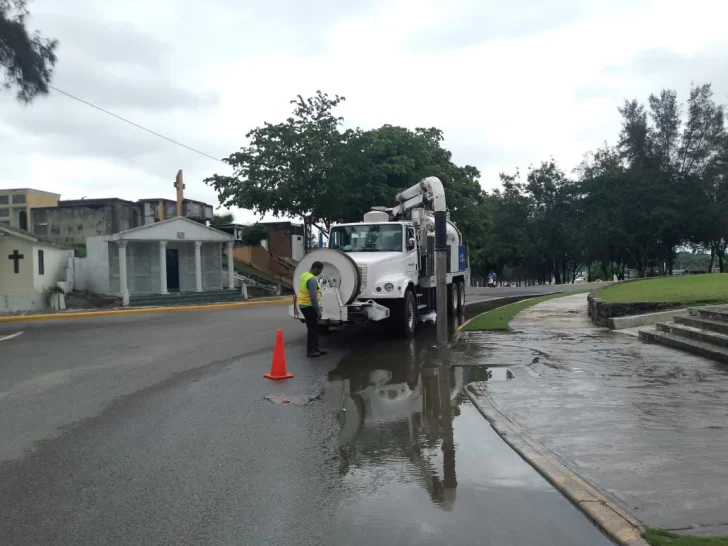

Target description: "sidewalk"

left=454, top=294, right=728, bottom=537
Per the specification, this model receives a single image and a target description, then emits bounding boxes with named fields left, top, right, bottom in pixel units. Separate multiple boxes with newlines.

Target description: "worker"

left=295, top=261, right=327, bottom=358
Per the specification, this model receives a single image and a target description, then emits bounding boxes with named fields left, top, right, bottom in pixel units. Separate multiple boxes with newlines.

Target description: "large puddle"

left=319, top=318, right=614, bottom=545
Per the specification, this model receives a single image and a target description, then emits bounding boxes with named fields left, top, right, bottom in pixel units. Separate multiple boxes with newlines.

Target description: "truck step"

left=418, top=304, right=428, bottom=310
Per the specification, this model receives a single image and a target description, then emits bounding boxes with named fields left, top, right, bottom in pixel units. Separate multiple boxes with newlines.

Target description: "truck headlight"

left=384, top=283, right=394, bottom=292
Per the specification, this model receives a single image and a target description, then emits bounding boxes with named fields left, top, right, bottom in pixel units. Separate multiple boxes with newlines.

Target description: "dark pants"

left=300, top=306, right=319, bottom=354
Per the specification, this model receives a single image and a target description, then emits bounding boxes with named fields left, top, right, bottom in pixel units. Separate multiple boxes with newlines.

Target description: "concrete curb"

left=0, top=298, right=290, bottom=324
left=463, top=383, right=649, bottom=546
left=608, top=309, right=689, bottom=330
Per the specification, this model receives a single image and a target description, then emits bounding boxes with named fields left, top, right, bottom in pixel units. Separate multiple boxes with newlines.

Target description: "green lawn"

left=643, top=528, right=728, bottom=546
left=463, top=291, right=587, bottom=331
left=599, top=274, right=728, bottom=305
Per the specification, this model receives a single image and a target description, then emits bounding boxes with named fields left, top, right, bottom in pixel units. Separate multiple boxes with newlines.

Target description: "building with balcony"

left=138, top=198, right=213, bottom=226
left=32, top=198, right=140, bottom=245
left=0, top=188, right=60, bottom=232
left=30, top=197, right=214, bottom=245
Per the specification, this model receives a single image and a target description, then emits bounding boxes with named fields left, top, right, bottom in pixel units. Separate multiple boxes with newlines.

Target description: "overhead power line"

left=48, top=85, right=225, bottom=163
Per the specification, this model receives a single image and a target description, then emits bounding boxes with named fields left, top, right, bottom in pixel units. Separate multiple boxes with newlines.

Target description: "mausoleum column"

left=118, top=241, right=129, bottom=305
left=227, top=241, right=235, bottom=290
left=194, top=241, right=203, bottom=292
left=159, top=240, right=168, bottom=295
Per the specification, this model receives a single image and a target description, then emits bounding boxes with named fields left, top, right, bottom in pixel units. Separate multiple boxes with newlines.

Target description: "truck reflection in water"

left=323, top=333, right=465, bottom=511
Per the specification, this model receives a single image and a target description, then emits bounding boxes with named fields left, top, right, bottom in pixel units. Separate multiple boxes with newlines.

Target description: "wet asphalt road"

left=466, top=282, right=604, bottom=303
left=0, top=287, right=612, bottom=545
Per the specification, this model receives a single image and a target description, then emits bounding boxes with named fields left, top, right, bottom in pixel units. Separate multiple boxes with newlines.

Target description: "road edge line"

left=0, top=331, right=24, bottom=342
left=463, top=383, right=649, bottom=546
left=0, top=299, right=289, bottom=324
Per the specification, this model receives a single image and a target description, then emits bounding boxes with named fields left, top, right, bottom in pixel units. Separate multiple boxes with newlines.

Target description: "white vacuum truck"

left=289, top=176, right=470, bottom=336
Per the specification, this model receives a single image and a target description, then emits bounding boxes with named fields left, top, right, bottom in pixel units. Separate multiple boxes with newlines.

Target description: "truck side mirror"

left=407, top=237, right=416, bottom=251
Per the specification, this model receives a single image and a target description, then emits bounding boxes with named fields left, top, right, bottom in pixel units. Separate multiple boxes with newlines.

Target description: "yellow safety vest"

left=298, top=271, right=321, bottom=307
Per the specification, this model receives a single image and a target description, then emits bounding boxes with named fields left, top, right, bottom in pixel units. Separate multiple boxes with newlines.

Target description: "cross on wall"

left=8, top=249, right=24, bottom=273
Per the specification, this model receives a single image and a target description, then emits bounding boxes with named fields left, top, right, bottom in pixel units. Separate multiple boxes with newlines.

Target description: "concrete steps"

left=638, top=305, right=728, bottom=364
left=674, top=315, right=728, bottom=336
left=655, top=322, right=728, bottom=348
left=128, top=290, right=245, bottom=308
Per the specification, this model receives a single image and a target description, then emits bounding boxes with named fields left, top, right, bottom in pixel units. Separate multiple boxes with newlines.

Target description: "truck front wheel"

left=393, top=290, right=417, bottom=338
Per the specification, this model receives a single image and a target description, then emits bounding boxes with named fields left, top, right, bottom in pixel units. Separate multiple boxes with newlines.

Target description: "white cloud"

left=2, top=0, right=728, bottom=223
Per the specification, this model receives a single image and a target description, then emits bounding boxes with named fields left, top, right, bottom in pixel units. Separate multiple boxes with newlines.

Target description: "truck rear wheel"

left=447, top=282, right=459, bottom=316
left=457, top=280, right=466, bottom=314
left=393, top=290, right=417, bottom=338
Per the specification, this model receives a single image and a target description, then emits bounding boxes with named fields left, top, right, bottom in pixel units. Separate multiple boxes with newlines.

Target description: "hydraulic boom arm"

left=386, top=176, right=447, bottom=219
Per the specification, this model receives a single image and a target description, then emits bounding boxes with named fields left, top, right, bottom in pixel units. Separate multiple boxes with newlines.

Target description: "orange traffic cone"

left=264, top=329, right=294, bottom=380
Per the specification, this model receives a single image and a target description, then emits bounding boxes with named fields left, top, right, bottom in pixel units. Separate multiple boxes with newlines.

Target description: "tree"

left=334, top=125, right=485, bottom=230
left=241, top=223, right=268, bottom=247
left=0, top=0, right=58, bottom=103
left=205, top=91, right=350, bottom=237
left=610, top=84, right=726, bottom=276
left=206, top=93, right=485, bottom=241
left=211, top=213, right=234, bottom=226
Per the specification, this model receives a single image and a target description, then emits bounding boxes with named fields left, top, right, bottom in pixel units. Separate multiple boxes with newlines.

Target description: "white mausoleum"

left=84, top=217, right=235, bottom=303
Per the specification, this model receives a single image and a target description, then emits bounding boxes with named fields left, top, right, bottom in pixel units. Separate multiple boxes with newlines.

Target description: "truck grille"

left=358, top=265, right=367, bottom=288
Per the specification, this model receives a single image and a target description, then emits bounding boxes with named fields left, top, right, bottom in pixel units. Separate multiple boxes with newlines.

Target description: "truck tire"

left=393, top=290, right=417, bottom=338
left=447, top=283, right=459, bottom=316
left=457, top=279, right=466, bottom=314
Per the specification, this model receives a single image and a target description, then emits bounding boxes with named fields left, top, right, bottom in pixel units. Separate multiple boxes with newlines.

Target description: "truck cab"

left=328, top=221, right=419, bottom=301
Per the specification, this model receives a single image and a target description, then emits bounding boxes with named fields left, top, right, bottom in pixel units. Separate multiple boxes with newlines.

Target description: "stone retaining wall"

left=587, top=291, right=678, bottom=327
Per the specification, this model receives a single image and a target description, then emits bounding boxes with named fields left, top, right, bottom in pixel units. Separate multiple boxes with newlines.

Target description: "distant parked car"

left=575, top=276, right=586, bottom=283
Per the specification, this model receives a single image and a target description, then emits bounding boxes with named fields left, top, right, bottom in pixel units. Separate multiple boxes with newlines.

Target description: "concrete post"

left=435, top=211, right=448, bottom=350
left=436, top=363, right=457, bottom=495
left=159, top=241, right=168, bottom=295
left=241, top=283, right=248, bottom=299
left=118, top=241, right=129, bottom=306
left=227, top=241, right=235, bottom=290
left=194, top=241, right=203, bottom=292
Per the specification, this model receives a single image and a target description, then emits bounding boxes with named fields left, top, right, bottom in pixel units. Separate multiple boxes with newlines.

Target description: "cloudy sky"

left=2, top=0, right=728, bottom=223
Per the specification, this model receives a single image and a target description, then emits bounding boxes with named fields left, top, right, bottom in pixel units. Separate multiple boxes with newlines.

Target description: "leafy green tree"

left=241, top=223, right=268, bottom=247
left=207, top=93, right=485, bottom=242
left=205, top=91, right=350, bottom=236
left=611, top=84, right=726, bottom=275
left=211, top=213, right=234, bottom=226
left=0, top=0, right=58, bottom=102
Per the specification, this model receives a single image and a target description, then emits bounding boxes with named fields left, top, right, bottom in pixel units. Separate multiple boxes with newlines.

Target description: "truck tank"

left=418, top=212, right=463, bottom=272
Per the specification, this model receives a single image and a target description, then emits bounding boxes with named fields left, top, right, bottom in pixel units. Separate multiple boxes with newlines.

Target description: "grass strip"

left=643, top=528, right=728, bottom=546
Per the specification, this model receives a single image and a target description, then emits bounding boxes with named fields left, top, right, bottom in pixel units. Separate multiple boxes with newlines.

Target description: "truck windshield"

left=329, top=224, right=403, bottom=252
